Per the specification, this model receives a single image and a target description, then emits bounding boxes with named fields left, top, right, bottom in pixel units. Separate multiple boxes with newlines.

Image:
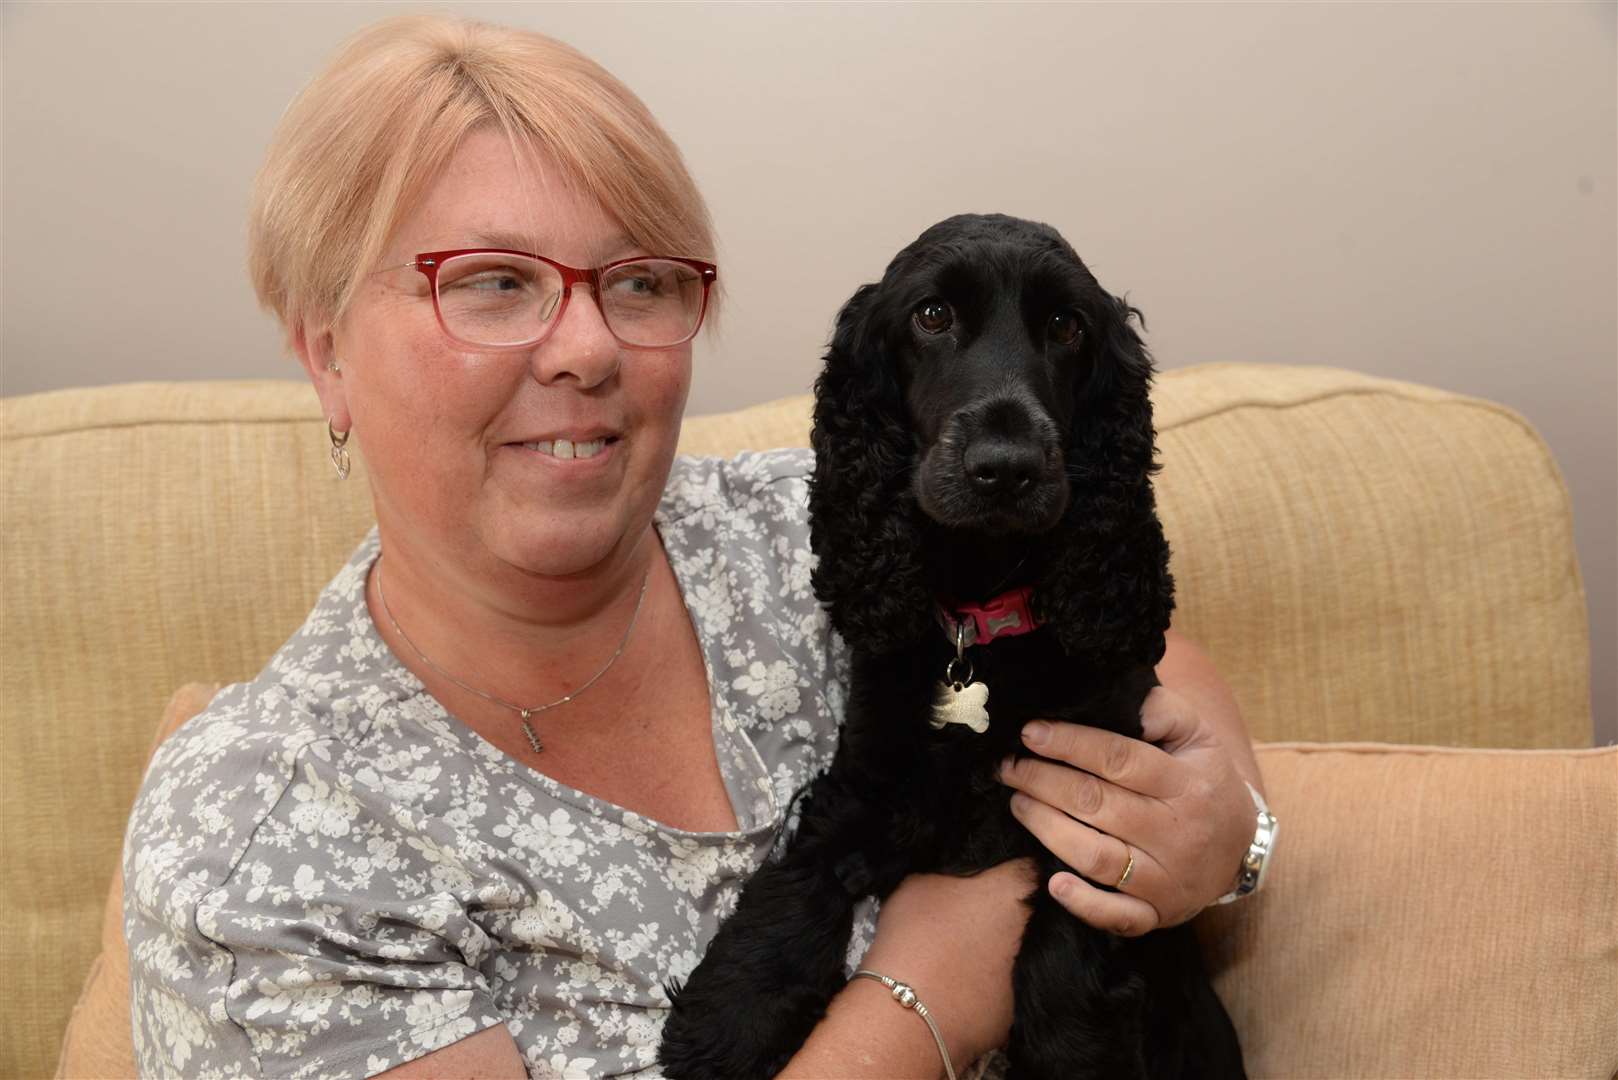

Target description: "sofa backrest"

left=0, top=363, right=1590, bottom=1078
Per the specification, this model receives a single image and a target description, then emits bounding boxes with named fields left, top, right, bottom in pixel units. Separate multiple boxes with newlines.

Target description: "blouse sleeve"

left=127, top=730, right=508, bottom=1079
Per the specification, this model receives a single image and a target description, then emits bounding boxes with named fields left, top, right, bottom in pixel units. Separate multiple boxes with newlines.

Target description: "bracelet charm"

left=851, top=968, right=956, bottom=1080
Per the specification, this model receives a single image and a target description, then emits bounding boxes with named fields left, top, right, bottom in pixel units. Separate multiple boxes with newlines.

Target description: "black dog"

left=659, top=214, right=1245, bottom=1079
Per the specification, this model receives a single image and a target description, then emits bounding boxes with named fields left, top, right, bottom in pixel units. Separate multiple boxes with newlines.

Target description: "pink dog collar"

left=936, top=585, right=1039, bottom=647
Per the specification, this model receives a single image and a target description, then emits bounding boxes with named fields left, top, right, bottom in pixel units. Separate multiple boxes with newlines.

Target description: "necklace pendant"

left=375, top=555, right=650, bottom=760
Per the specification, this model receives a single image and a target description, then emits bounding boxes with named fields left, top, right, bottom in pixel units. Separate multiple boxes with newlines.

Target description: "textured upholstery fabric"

left=1198, top=742, right=1618, bottom=1077
left=61, top=688, right=1618, bottom=1080
left=1150, top=364, right=1589, bottom=748
left=0, top=364, right=1593, bottom=1078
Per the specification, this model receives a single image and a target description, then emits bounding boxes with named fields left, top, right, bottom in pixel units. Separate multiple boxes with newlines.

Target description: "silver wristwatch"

left=1215, top=782, right=1277, bottom=905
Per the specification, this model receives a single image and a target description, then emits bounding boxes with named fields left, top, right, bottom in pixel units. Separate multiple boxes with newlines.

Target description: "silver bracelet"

left=850, top=968, right=956, bottom=1080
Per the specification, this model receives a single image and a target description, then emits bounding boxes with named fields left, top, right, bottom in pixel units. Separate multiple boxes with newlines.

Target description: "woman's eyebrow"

left=461, top=230, right=542, bottom=253
left=434, top=231, right=642, bottom=263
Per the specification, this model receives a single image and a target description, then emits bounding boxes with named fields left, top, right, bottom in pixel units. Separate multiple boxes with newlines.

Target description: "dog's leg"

left=1004, top=886, right=1150, bottom=1080
left=658, top=778, right=876, bottom=1079
left=1133, top=924, right=1248, bottom=1080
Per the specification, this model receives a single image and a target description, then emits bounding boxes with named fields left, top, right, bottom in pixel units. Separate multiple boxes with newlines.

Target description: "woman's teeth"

left=522, top=438, right=608, bottom=460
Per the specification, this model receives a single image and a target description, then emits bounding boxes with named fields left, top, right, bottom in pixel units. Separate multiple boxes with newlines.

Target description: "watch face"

left=1216, top=784, right=1276, bottom=903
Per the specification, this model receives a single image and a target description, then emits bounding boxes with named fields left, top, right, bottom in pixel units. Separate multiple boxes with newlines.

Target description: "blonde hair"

left=247, top=15, right=715, bottom=341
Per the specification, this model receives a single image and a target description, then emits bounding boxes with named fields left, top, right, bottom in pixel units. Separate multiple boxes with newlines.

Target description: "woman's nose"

left=529, top=283, right=621, bottom=388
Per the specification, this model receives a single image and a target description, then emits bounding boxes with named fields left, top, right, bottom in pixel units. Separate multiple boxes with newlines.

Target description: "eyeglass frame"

left=385, top=248, right=718, bottom=352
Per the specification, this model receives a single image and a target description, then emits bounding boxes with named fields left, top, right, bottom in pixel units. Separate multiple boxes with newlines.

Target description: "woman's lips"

left=519, top=436, right=610, bottom=460
left=505, top=435, right=620, bottom=470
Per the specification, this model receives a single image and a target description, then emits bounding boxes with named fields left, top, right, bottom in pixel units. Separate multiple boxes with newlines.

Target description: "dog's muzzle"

left=916, top=399, right=1069, bottom=532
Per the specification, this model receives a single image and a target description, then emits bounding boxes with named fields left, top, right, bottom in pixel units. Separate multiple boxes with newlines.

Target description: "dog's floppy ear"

left=1080, top=296, right=1158, bottom=485
left=808, top=283, right=933, bottom=654
left=1037, top=295, right=1175, bottom=666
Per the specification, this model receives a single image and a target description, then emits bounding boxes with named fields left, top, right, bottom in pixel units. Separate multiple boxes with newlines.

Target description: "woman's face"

left=312, top=128, right=693, bottom=585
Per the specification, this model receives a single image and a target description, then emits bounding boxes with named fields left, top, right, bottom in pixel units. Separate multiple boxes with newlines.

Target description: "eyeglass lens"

left=433, top=254, right=706, bottom=348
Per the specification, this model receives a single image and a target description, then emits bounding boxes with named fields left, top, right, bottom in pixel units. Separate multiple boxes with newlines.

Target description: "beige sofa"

left=4, top=363, right=1613, bottom=1079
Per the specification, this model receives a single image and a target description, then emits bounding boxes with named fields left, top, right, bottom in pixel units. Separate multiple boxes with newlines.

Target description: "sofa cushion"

left=1198, top=740, right=1618, bottom=1076
left=58, top=685, right=1618, bottom=1078
left=1148, top=363, right=1588, bottom=748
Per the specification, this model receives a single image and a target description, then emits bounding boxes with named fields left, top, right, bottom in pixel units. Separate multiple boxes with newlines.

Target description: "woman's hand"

left=997, top=684, right=1256, bottom=935
left=858, top=860, right=1038, bottom=1068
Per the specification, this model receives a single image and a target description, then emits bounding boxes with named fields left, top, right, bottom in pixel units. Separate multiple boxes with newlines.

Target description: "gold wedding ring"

left=1115, top=850, right=1136, bottom=890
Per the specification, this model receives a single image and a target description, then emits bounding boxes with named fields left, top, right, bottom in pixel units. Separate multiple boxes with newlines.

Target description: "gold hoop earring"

left=328, top=419, right=351, bottom=481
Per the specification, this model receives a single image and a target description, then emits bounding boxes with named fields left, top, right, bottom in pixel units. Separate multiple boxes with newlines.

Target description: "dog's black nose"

left=964, top=439, right=1042, bottom=497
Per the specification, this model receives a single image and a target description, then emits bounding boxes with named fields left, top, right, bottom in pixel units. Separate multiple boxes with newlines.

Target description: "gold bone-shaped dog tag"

left=930, top=680, right=990, bottom=733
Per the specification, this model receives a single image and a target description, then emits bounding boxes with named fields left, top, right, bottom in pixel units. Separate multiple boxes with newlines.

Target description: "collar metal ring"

left=943, top=656, right=973, bottom=687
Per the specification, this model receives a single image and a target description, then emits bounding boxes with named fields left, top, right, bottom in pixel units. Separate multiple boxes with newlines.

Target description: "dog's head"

left=809, top=213, right=1172, bottom=661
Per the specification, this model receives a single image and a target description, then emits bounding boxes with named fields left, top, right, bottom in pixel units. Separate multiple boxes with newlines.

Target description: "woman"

left=123, top=15, right=1268, bottom=1079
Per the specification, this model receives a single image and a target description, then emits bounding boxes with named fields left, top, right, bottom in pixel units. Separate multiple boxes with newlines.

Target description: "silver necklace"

left=373, top=553, right=651, bottom=753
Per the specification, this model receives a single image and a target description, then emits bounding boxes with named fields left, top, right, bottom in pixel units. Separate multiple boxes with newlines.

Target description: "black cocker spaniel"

left=659, top=214, right=1244, bottom=1079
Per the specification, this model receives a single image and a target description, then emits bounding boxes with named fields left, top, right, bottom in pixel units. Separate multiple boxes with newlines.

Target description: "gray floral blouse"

left=123, top=448, right=880, bottom=1079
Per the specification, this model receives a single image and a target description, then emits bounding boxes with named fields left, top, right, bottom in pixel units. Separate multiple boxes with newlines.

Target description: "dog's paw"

left=658, top=989, right=802, bottom=1080
left=660, top=963, right=839, bottom=1080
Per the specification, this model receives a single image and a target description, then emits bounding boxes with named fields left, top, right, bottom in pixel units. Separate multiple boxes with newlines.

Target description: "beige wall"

left=3, top=1, right=1613, bottom=740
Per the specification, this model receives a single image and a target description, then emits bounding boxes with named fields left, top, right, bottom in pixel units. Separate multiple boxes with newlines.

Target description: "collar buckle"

left=937, top=584, right=1038, bottom=647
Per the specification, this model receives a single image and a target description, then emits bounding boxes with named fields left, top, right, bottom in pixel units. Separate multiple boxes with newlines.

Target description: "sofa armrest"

left=55, top=681, right=219, bottom=1080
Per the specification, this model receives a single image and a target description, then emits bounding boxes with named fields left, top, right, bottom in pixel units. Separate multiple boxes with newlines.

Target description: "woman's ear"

left=292, top=322, right=351, bottom=433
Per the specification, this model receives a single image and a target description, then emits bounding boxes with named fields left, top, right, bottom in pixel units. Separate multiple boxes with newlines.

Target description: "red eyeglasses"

left=392, top=249, right=717, bottom=351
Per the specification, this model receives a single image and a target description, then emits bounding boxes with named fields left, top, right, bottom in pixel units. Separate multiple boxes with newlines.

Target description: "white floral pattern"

left=124, top=450, right=870, bottom=1078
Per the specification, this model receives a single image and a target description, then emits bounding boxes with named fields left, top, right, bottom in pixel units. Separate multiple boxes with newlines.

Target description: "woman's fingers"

left=1008, top=791, right=1152, bottom=895
left=1019, top=718, right=1181, bottom=799
left=999, top=748, right=1158, bottom=843
left=1045, top=871, right=1162, bottom=937
left=1001, top=694, right=1255, bottom=930
left=1007, top=790, right=1164, bottom=934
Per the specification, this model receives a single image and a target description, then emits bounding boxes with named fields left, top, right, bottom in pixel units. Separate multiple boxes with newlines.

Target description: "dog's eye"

left=913, top=300, right=954, bottom=335
left=1048, top=311, right=1084, bottom=345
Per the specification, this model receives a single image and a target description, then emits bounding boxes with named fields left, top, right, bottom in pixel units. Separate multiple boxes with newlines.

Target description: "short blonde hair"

left=247, top=15, right=715, bottom=341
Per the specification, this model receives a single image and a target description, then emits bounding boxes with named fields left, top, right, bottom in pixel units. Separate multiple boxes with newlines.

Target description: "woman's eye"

left=609, top=271, right=659, bottom=296
left=913, top=299, right=953, bottom=334
left=1047, top=310, right=1083, bottom=345
left=444, top=267, right=530, bottom=293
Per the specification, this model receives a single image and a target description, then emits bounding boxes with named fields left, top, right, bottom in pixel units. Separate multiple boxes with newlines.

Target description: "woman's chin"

left=487, top=514, right=648, bottom=581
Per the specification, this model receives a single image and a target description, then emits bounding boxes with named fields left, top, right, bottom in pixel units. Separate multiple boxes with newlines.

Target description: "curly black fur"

left=659, top=214, right=1244, bottom=1079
